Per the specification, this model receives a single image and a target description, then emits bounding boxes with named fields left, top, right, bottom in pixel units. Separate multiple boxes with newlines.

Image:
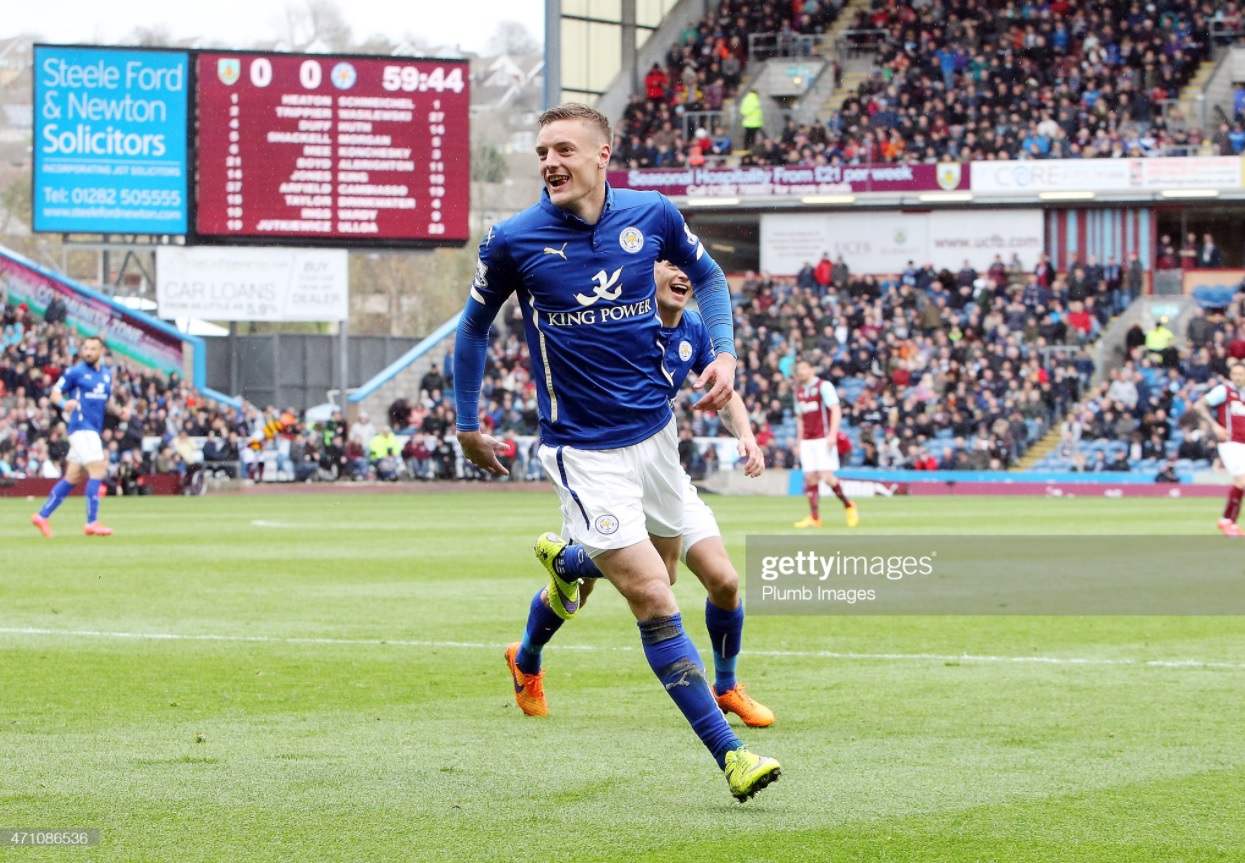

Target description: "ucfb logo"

left=574, top=267, right=623, bottom=307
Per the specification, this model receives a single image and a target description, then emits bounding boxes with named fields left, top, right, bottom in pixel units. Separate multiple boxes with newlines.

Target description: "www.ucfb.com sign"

left=608, top=163, right=969, bottom=197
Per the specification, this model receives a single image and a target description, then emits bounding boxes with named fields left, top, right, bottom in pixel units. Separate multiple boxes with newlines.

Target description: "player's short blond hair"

left=538, top=103, right=612, bottom=145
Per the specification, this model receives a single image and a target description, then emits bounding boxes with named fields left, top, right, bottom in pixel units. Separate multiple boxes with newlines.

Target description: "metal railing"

left=746, top=29, right=887, bottom=68
left=746, top=33, right=831, bottom=63
left=1210, top=19, right=1243, bottom=53
left=834, top=29, right=888, bottom=62
left=678, top=109, right=730, bottom=142
left=1155, top=97, right=1212, bottom=139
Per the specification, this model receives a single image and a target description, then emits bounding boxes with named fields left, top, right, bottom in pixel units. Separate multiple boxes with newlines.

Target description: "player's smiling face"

left=655, top=261, right=692, bottom=315
left=536, top=119, right=609, bottom=221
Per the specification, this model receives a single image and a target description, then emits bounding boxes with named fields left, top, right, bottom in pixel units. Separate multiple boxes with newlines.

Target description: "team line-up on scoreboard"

left=32, top=44, right=471, bottom=249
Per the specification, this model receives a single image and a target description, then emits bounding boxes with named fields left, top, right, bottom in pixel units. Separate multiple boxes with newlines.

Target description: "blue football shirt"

left=55, top=361, right=112, bottom=435
left=659, top=309, right=715, bottom=402
left=459, top=185, right=731, bottom=449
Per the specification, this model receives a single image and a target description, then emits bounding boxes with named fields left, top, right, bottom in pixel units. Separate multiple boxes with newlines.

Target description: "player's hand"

left=692, top=353, right=736, bottom=411
left=61, top=399, right=79, bottom=415
left=457, top=430, right=509, bottom=476
left=1214, top=423, right=1230, bottom=443
left=738, top=437, right=764, bottom=478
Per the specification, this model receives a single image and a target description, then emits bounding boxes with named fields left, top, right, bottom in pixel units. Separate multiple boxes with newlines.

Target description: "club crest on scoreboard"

left=331, top=62, right=357, bottom=91
left=217, top=59, right=241, bottom=86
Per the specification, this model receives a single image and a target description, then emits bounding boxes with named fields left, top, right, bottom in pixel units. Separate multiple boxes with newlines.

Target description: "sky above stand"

left=5, top=0, right=545, bottom=55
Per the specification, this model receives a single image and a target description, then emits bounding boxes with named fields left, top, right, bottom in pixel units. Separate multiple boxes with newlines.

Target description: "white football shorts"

left=67, top=430, right=105, bottom=466
left=1219, top=441, right=1245, bottom=477
left=539, top=418, right=683, bottom=557
left=799, top=437, right=840, bottom=473
left=679, top=472, right=721, bottom=563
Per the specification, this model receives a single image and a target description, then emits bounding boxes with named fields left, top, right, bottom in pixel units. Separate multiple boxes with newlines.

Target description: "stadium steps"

left=1013, top=422, right=1066, bottom=472
left=1177, top=56, right=1221, bottom=138
left=812, top=0, right=874, bottom=119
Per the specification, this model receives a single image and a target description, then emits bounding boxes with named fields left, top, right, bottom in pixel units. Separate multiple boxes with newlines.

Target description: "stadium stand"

left=10, top=241, right=1187, bottom=484
left=827, top=0, right=1220, bottom=163
left=0, top=300, right=250, bottom=492
left=1031, top=288, right=1245, bottom=479
left=611, top=0, right=1236, bottom=169
left=610, top=0, right=848, bottom=168
left=671, top=259, right=1100, bottom=475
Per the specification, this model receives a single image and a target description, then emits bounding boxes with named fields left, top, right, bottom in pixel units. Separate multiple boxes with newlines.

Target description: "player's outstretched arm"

left=453, top=264, right=511, bottom=476
left=718, top=392, right=764, bottom=478
left=667, top=201, right=736, bottom=411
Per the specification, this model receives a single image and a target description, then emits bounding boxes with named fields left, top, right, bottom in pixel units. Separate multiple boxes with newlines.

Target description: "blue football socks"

left=555, top=543, right=603, bottom=580
left=38, top=478, right=73, bottom=519
left=515, top=588, right=565, bottom=675
left=705, top=600, right=744, bottom=695
left=639, top=613, right=742, bottom=769
left=85, top=479, right=101, bottom=523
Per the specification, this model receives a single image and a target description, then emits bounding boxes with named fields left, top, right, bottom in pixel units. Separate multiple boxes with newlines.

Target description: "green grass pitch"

left=2, top=492, right=1244, bottom=862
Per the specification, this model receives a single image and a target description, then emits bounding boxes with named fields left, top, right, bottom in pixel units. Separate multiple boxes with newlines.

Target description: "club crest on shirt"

left=679, top=340, right=693, bottom=362
left=594, top=514, right=620, bottom=535
left=619, top=226, right=644, bottom=254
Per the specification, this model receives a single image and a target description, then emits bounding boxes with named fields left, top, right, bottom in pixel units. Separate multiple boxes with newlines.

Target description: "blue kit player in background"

left=509, top=260, right=777, bottom=728
left=31, top=335, right=114, bottom=537
left=454, top=103, right=780, bottom=801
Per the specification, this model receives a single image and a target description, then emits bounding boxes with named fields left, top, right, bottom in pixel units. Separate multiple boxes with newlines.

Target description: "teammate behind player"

left=793, top=358, right=857, bottom=529
left=507, top=260, right=775, bottom=728
left=1196, top=360, right=1245, bottom=536
left=454, top=104, right=778, bottom=801
left=30, top=335, right=113, bottom=537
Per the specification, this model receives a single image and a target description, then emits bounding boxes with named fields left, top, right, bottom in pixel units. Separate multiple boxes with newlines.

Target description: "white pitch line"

left=0, top=627, right=1243, bottom=671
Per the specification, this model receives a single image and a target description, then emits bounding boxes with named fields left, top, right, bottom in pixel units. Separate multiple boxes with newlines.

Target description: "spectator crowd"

left=1043, top=292, right=1245, bottom=478
left=609, top=0, right=1241, bottom=172
left=670, top=250, right=1113, bottom=475
left=6, top=239, right=1237, bottom=485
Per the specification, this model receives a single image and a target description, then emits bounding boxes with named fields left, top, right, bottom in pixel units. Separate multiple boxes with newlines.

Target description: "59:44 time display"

left=381, top=66, right=465, bottom=94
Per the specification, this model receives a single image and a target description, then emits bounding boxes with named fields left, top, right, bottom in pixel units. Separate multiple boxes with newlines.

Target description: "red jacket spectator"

left=813, top=255, right=833, bottom=288
left=912, top=452, right=938, bottom=471
left=644, top=64, right=668, bottom=101
left=1229, top=334, right=1245, bottom=361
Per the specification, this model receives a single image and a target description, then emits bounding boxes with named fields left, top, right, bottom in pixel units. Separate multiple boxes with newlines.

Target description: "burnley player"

left=1196, top=360, right=1245, bottom=536
left=454, top=104, right=778, bottom=801
left=31, top=335, right=113, bottom=537
left=508, top=260, right=775, bottom=729
left=793, top=357, right=857, bottom=528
